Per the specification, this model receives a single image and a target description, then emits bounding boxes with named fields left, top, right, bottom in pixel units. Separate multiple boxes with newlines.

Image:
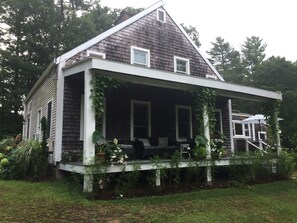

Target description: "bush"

left=0, top=136, right=48, bottom=180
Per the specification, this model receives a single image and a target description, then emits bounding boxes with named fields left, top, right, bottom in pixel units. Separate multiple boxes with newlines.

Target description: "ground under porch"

left=59, top=156, right=276, bottom=192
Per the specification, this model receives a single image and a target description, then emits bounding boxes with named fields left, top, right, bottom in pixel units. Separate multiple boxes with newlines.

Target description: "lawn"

left=1, top=179, right=297, bottom=223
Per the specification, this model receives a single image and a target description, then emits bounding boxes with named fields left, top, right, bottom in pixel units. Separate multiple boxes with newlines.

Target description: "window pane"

left=134, top=103, right=149, bottom=138
left=134, top=49, right=147, bottom=65
left=215, top=111, right=222, bottom=133
left=158, top=10, right=165, bottom=21
left=47, top=101, right=52, bottom=138
left=178, top=108, right=190, bottom=138
left=235, top=123, right=243, bottom=135
left=176, top=60, right=187, bottom=73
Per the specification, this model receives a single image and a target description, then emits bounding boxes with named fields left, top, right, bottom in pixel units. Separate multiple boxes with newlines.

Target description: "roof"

left=55, top=0, right=224, bottom=81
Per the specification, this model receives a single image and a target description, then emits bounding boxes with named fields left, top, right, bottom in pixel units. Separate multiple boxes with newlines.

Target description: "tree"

left=207, top=37, right=243, bottom=83
left=252, top=56, right=297, bottom=148
left=241, top=36, right=267, bottom=79
left=181, top=23, right=201, bottom=47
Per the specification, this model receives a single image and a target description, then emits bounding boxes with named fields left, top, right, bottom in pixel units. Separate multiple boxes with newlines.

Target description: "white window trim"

left=130, top=100, right=151, bottom=141
left=157, top=9, right=166, bottom=22
left=131, top=46, right=150, bottom=67
left=175, top=105, right=193, bottom=141
left=232, top=121, right=250, bottom=139
left=26, top=114, right=31, bottom=140
left=36, top=108, right=42, bottom=141
left=174, top=56, right=190, bottom=75
left=215, top=109, right=223, bottom=134
left=80, top=95, right=84, bottom=141
left=86, top=50, right=106, bottom=59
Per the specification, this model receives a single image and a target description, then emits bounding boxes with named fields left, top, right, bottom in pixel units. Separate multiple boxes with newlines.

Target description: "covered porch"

left=57, top=57, right=282, bottom=192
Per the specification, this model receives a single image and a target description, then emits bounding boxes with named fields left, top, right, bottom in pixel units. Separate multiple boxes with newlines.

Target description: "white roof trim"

left=55, top=0, right=165, bottom=64
left=163, top=5, right=225, bottom=81
left=63, top=58, right=282, bottom=101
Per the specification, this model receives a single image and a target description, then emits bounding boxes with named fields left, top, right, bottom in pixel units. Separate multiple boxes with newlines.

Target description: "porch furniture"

left=180, top=143, right=191, bottom=159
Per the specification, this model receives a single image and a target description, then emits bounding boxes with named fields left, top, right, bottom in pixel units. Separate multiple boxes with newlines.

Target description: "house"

left=22, top=1, right=282, bottom=192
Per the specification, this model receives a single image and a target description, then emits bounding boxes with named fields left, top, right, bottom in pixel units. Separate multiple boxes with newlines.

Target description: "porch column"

left=83, top=174, right=94, bottom=193
left=228, top=100, right=235, bottom=155
left=203, top=104, right=212, bottom=185
left=83, top=69, right=96, bottom=165
left=203, top=105, right=211, bottom=159
left=276, top=121, right=281, bottom=155
left=156, top=169, right=161, bottom=187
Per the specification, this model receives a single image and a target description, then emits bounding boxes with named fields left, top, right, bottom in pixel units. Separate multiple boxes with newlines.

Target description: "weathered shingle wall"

left=65, top=7, right=215, bottom=78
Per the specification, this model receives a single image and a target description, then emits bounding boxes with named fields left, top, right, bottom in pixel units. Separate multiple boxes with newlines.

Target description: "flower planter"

left=96, top=152, right=106, bottom=164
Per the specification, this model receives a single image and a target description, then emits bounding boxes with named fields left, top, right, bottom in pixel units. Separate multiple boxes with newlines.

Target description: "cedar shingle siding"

left=65, top=8, right=215, bottom=78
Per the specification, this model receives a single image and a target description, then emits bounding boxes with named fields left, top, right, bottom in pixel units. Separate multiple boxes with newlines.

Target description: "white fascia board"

left=87, top=59, right=282, bottom=101
left=63, top=58, right=282, bottom=101
left=163, top=5, right=225, bottom=82
left=55, top=1, right=165, bottom=64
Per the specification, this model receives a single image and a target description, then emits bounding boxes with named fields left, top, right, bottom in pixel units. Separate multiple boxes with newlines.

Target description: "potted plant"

left=192, top=135, right=207, bottom=160
left=92, top=130, right=107, bottom=163
left=211, top=131, right=227, bottom=160
left=104, top=138, right=128, bottom=165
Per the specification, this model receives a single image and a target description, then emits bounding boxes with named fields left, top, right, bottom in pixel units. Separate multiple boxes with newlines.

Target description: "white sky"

left=100, top=0, right=297, bottom=62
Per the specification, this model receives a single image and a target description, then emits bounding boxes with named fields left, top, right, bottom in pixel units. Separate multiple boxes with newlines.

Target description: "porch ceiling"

left=63, top=58, right=282, bottom=102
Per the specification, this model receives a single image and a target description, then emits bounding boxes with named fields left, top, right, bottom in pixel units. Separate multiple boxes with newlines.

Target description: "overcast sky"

left=100, top=0, right=297, bottom=62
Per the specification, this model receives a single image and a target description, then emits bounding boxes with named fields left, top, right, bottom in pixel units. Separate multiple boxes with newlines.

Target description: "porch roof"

left=63, top=58, right=282, bottom=102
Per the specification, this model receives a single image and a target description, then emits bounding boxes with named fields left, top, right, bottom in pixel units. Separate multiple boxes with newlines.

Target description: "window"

left=232, top=121, right=250, bottom=138
left=157, top=9, right=166, bottom=22
left=36, top=109, right=42, bottom=141
left=131, top=46, right=150, bottom=67
left=215, top=109, right=223, bottom=134
left=131, top=101, right=151, bottom=140
left=47, top=101, right=52, bottom=138
left=26, top=114, right=31, bottom=140
left=174, top=56, right=190, bottom=74
left=176, top=105, right=192, bottom=140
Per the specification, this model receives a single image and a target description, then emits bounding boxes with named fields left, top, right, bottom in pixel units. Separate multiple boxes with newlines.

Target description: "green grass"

left=1, top=179, right=297, bottom=222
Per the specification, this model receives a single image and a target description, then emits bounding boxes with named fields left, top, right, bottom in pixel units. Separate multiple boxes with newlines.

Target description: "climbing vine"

left=192, top=88, right=216, bottom=136
left=262, top=99, right=281, bottom=148
left=90, top=75, right=124, bottom=134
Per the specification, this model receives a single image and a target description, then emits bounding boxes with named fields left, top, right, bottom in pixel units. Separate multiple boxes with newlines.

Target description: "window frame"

left=131, top=46, right=150, bottom=67
left=174, top=56, right=190, bottom=75
left=175, top=105, right=193, bottom=141
left=157, top=9, right=166, bottom=22
left=215, top=109, right=223, bottom=134
left=36, top=108, right=42, bottom=141
left=130, top=100, right=151, bottom=141
left=47, top=100, right=53, bottom=139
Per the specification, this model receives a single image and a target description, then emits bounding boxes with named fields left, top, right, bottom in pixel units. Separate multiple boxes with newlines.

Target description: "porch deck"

left=59, top=156, right=255, bottom=174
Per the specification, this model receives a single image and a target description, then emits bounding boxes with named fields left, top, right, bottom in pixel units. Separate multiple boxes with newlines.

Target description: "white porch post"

left=83, top=174, right=94, bottom=193
left=83, top=69, right=96, bottom=165
left=156, top=169, right=161, bottom=187
left=203, top=104, right=212, bottom=185
left=228, top=100, right=235, bottom=155
left=83, top=69, right=95, bottom=192
left=276, top=121, right=281, bottom=155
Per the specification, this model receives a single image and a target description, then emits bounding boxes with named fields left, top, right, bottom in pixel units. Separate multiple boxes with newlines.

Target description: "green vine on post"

left=90, top=75, right=124, bottom=136
left=263, top=99, right=281, bottom=149
left=192, top=88, right=216, bottom=136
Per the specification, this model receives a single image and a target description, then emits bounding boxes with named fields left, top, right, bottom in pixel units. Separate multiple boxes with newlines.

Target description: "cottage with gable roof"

left=23, top=1, right=282, bottom=192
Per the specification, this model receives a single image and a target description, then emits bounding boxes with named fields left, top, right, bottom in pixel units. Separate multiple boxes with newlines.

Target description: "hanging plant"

left=262, top=99, right=281, bottom=148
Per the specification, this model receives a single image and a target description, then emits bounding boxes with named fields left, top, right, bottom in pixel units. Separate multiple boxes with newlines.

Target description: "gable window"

left=157, top=9, right=166, bottom=22
left=131, top=46, right=150, bottom=67
left=131, top=100, right=151, bottom=140
left=174, top=56, right=190, bottom=74
left=176, top=105, right=193, bottom=140
left=47, top=100, right=52, bottom=138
